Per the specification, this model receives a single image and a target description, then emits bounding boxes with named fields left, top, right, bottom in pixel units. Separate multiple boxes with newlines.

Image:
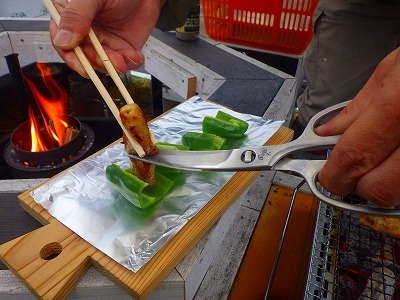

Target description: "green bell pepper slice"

left=106, top=164, right=174, bottom=209
left=182, top=131, right=226, bottom=150
left=202, top=115, right=247, bottom=138
left=215, top=111, right=249, bottom=133
left=156, top=142, right=189, bottom=174
left=157, top=141, right=190, bottom=151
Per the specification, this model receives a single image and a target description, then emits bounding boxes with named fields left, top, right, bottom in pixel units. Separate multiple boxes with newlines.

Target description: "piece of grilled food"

left=120, top=103, right=158, bottom=186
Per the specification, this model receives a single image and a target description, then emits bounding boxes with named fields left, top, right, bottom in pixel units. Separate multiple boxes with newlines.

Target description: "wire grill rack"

left=304, top=194, right=400, bottom=299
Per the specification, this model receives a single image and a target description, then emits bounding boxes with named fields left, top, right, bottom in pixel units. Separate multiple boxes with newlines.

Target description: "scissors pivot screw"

left=241, top=150, right=256, bottom=163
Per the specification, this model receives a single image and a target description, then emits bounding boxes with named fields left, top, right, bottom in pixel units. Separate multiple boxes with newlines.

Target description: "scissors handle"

left=266, top=100, right=351, bottom=167
left=275, top=158, right=400, bottom=217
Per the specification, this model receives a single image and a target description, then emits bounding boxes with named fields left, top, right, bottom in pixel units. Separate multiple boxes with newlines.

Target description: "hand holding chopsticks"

left=43, top=0, right=157, bottom=157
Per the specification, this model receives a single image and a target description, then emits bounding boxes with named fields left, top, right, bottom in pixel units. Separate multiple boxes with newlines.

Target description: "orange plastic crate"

left=202, top=0, right=318, bottom=56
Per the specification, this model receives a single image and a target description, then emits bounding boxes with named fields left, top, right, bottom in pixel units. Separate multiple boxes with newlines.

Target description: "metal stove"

left=4, top=115, right=95, bottom=178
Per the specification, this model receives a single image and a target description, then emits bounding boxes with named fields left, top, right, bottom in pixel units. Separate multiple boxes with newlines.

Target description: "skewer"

left=43, top=0, right=155, bottom=157
left=85, top=27, right=158, bottom=144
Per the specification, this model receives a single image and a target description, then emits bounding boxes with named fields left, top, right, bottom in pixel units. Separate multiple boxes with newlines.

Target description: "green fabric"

left=156, top=0, right=199, bottom=31
left=296, top=0, right=400, bottom=126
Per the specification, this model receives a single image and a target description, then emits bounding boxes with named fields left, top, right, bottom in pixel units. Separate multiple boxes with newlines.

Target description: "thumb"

left=52, top=0, right=100, bottom=49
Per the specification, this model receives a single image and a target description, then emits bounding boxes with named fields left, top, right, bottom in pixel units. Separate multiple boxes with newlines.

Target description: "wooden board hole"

left=40, top=242, right=62, bottom=260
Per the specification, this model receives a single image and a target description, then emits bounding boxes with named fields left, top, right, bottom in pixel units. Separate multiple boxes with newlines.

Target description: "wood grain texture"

left=0, top=126, right=293, bottom=299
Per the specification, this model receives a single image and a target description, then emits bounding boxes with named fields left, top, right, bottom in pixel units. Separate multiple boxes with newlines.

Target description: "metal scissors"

left=130, top=100, right=400, bottom=217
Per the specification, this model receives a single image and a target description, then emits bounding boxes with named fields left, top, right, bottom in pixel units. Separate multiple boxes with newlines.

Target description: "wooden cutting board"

left=0, top=126, right=293, bottom=300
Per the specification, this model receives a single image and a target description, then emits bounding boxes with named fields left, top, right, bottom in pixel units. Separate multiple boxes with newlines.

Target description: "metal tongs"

left=131, top=100, right=400, bottom=217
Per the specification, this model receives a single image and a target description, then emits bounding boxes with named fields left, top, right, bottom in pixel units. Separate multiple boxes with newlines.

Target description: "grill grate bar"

left=305, top=194, right=400, bottom=299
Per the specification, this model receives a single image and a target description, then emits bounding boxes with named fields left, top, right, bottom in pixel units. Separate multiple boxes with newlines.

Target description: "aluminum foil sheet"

left=30, top=96, right=284, bottom=272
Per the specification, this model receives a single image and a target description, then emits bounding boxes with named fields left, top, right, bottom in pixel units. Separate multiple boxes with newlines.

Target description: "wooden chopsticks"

left=43, top=0, right=157, bottom=157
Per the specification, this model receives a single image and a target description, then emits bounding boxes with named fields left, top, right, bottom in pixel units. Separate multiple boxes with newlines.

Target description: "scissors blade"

left=128, top=147, right=276, bottom=172
left=128, top=101, right=352, bottom=172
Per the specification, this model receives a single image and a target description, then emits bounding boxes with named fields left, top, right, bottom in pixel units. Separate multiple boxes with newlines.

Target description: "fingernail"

left=53, top=29, right=73, bottom=47
left=127, top=57, right=139, bottom=67
left=127, top=56, right=143, bottom=67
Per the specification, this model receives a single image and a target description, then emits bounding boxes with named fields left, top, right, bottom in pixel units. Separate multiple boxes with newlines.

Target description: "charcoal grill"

left=304, top=194, right=400, bottom=299
left=263, top=148, right=400, bottom=299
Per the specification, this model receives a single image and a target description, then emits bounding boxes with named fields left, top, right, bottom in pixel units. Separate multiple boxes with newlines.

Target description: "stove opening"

left=0, top=62, right=153, bottom=179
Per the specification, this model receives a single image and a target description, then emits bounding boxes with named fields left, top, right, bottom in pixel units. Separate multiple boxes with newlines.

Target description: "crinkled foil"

left=30, top=97, right=284, bottom=272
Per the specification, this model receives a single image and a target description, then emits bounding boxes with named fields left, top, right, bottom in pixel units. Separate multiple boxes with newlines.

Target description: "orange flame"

left=23, top=63, right=68, bottom=152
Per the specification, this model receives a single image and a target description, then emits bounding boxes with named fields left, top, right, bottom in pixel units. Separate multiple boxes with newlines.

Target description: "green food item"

left=106, top=164, right=174, bottom=209
left=106, top=110, right=249, bottom=209
left=202, top=111, right=249, bottom=138
left=155, top=165, right=183, bottom=175
left=156, top=142, right=189, bottom=174
left=182, top=131, right=226, bottom=150
left=157, top=141, right=190, bottom=151
left=215, top=110, right=249, bottom=133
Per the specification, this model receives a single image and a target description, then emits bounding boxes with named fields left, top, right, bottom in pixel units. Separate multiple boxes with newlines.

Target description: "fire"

left=23, top=63, right=69, bottom=152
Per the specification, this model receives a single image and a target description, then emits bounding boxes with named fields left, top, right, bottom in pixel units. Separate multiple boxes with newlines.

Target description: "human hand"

left=49, top=0, right=165, bottom=77
left=315, top=48, right=400, bottom=207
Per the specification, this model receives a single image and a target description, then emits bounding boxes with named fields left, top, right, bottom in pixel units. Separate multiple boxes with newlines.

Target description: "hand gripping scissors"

left=130, top=100, right=400, bottom=217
